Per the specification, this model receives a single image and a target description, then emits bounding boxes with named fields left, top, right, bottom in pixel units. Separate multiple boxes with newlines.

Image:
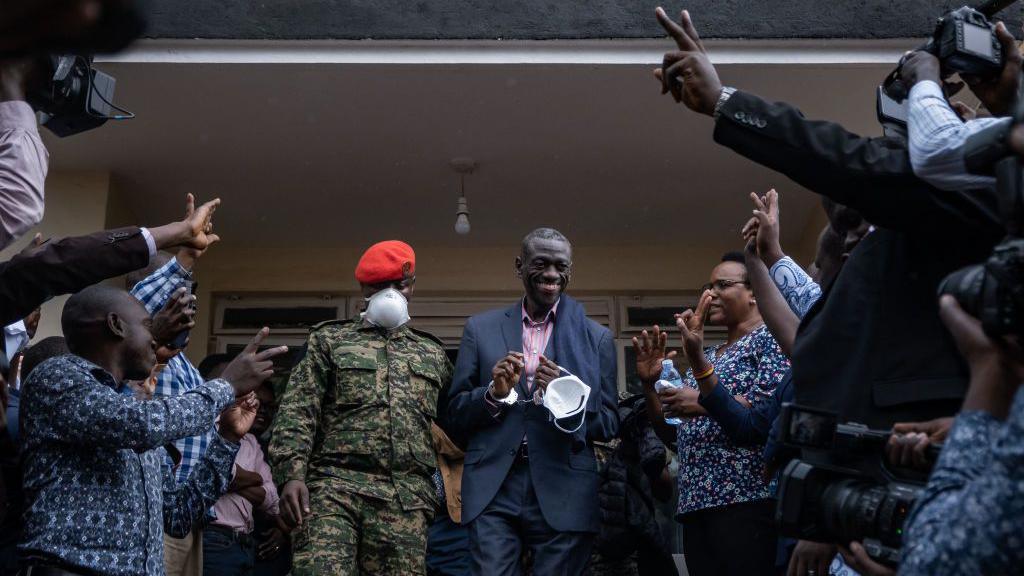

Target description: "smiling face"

left=704, top=261, right=755, bottom=327
left=516, top=236, right=572, bottom=317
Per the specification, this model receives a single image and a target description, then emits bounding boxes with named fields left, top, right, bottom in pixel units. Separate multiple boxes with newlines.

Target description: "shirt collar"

left=4, top=320, right=26, bottom=336
left=522, top=298, right=559, bottom=326
left=63, top=354, right=122, bottom=391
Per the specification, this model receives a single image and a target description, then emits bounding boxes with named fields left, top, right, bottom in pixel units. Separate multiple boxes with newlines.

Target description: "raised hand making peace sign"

left=653, top=7, right=723, bottom=116
left=675, top=290, right=713, bottom=374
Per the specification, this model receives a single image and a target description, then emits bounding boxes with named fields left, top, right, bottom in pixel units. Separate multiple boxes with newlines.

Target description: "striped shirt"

left=908, top=79, right=1002, bottom=192
left=521, top=299, right=558, bottom=393
left=131, top=257, right=213, bottom=484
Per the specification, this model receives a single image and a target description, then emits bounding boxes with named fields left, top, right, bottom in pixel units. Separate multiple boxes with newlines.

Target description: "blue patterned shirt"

left=900, top=386, right=1024, bottom=575
left=18, top=355, right=238, bottom=576
left=769, top=256, right=821, bottom=319
left=676, top=325, right=789, bottom=516
left=131, top=257, right=212, bottom=484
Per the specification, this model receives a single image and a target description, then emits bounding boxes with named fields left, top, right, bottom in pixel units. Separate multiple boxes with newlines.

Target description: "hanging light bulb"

left=455, top=174, right=471, bottom=235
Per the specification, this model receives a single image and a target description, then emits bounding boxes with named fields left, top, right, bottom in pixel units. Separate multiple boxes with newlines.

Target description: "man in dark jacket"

left=652, top=7, right=1006, bottom=429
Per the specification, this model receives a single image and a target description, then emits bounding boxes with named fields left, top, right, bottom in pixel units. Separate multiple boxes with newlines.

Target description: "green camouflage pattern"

left=291, top=478, right=431, bottom=575
left=269, top=318, right=452, bottom=513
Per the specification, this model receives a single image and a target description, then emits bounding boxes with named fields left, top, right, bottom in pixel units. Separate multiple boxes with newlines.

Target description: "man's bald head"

left=61, top=284, right=156, bottom=380
left=62, top=284, right=140, bottom=352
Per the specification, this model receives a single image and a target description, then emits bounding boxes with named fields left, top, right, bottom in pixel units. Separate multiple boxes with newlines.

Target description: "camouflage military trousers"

left=291, top=487, right=431, bottom=576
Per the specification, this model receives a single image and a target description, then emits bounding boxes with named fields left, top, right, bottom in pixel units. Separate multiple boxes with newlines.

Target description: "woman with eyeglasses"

left=635, top=251, right=789, bottom=576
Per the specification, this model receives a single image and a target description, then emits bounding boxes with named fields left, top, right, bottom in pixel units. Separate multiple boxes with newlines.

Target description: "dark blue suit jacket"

left=446, top=295, right=619, bottom=532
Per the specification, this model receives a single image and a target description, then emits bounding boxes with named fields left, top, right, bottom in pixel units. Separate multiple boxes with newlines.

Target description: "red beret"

left=355, top=240, right=416, bottom=284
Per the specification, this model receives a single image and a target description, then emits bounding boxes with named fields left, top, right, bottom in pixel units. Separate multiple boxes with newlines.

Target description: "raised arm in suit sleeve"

left=446, top=317, right=504, bottom=444
left=0, top=227, right=150, bottom=325
left=586, top=330, right=619, bottom=443
left=712, top=90, right=1000, bottom=234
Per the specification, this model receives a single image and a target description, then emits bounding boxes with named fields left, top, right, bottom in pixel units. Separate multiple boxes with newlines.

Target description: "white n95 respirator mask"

left=362, top=288, right=411, bottom=330
left=543, top=375, right=591, bottom=433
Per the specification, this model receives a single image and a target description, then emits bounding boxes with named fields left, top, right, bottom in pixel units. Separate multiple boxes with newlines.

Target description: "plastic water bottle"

left=654, top=359, right=684, bottom=426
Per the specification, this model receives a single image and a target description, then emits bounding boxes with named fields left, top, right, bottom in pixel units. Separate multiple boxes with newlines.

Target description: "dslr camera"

left=775, top=404, right=935, bottom=566
left=877, top=1, right=1014, bottom=130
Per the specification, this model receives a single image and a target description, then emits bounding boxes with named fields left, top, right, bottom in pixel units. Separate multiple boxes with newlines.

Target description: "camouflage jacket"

left=270, top=319, right=452, bottom=512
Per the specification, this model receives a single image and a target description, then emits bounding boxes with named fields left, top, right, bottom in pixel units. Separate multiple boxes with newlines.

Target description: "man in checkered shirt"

left=129, top=228, right=219, bottom=576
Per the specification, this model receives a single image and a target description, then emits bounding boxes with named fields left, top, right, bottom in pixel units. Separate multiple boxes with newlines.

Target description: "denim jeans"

left=202, top=526, right=255, bottom=576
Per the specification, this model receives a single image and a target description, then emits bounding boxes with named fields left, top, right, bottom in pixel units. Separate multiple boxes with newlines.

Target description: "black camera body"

left=928, top=6, right=1003, bottom=78
left=877, top=2, right=1014, bottom=132
left=775, top=404, right=931, bottom=566
left=27, top=55, right=119, bottom=137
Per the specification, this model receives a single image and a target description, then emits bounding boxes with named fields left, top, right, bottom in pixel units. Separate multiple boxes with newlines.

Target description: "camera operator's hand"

left=939, top=295, right=1024, bottom=419
left=150, top=286, right=195, bottom=352
left=962, top=21, right=1022, bottom=116
left=900, top=50, right=941, bottom=88
left=633, top=325, right=678, bottom=387
left=219, top=327, right=289, bottom=397
left=787, top=540, right=835, bottom=576
left=653, top=7, right=722, bottom=116
left=839, top=542, right=896, bottom=576
left=886, top=416, right=953, bottom=470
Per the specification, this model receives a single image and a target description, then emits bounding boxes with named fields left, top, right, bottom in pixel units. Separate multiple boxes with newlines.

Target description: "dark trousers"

left=468, top=458, right=593, bottom=576
left=202, top=526, right=255, bottom=576
left=680, top=499, right=778, bottom=576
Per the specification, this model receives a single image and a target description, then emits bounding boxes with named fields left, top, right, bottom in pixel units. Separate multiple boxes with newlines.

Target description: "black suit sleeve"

left=0, top=226, right=150, bottom=325
left=712, top=90, right=1000, bottom=234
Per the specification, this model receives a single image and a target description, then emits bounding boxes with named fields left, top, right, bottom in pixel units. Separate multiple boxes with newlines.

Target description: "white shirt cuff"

left=139, top=227, right=157, bottom=259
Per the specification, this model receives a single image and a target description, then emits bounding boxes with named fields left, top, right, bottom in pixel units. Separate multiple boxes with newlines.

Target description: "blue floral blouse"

left=675, top=324, right=789, bottom=517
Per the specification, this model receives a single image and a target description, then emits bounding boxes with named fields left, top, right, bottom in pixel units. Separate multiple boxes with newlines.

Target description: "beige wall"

left=0, top=171, right=111, bottom=341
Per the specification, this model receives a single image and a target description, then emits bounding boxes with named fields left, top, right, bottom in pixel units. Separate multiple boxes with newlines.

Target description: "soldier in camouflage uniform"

left=270, top=241, right=453, bottom=575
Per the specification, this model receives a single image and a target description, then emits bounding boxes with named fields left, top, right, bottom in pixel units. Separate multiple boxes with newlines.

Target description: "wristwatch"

left=486, top=382, right=519, bottom=405
left=713, top=86, right=737, bottom=121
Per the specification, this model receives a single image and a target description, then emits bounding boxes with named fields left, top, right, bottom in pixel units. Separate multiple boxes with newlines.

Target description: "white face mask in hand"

left=543, top=374, right=591, bottom=433
left=362, top=288, right=411, bottom=330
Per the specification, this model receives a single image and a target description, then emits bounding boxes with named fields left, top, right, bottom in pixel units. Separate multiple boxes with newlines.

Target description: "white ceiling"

left=43, top=61, right=895, bottom=250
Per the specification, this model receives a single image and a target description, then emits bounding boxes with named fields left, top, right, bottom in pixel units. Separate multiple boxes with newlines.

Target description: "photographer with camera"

left=892, top=296, right=1024, bottom=575
left=900, top=20, right=1020, bottom=192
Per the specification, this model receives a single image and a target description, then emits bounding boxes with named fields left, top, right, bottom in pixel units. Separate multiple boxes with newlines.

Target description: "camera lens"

left=938, top=263, right=986, bottom=317
left=819, top=479, right=919, bottom=548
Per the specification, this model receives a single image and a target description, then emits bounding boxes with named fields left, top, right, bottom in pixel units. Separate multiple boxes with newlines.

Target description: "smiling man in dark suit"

left=447, top=227, right=619, bottom=576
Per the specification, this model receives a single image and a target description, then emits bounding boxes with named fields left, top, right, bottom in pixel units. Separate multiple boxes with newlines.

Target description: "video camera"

left=877, top=0, right=1016, bottom=132
left=775, top=404, right=937, bottom=566
left=26, top=54, right=132, bottom=137
left=937, top=69, right=1024, bottom=335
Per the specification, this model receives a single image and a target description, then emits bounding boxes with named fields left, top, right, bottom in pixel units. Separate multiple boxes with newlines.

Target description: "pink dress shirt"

left=210, top=434, right=280, bottom=533
left=0, top=101, right=47, bottom=251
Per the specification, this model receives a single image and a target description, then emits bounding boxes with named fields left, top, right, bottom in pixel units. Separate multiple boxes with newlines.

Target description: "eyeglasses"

left=699, top=279, right=749, bottom=294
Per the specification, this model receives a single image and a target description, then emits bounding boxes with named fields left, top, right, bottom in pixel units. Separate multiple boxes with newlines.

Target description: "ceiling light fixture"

left=450, top=157, right=477, bottom=236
